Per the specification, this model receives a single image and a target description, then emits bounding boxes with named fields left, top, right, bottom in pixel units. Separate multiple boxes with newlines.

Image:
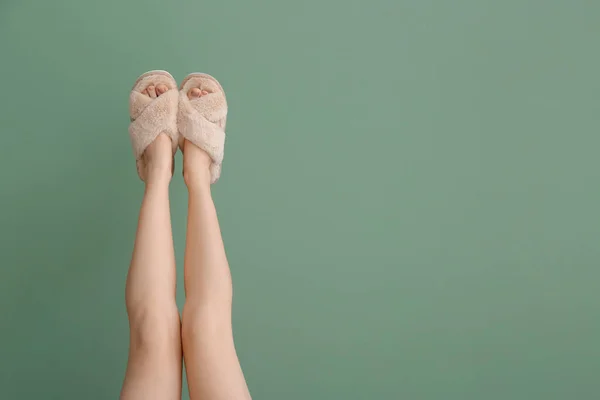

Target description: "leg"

left=181, top=89, right=251, bottom=400
left=120, top=85, right=182, bottom=400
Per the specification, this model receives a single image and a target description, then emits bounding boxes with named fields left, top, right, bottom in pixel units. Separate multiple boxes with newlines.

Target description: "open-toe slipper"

left=129, top=70, right=179, bottom=180
left=177, top=73, right=228, bottom=183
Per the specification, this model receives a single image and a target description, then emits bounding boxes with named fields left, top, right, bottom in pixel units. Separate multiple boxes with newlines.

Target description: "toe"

left=141, top=89, right=149, bottom=96
left=188, top=88, right=202, bottom=99
left=147, top=85, right=157, bottom=98
left=201, top=90, right=209, bottom=96
left=156, top=84, right=168, bottom=96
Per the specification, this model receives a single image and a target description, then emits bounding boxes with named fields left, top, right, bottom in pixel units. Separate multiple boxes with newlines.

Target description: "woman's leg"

left=120, top=85, right=182, bottom=400
left=180, top=89, right=251, bottom=399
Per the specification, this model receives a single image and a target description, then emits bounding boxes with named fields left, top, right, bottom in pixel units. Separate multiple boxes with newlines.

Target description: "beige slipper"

left=177, top=73, right=228, bottom=184
left=129, top=70, right=179, bottom=180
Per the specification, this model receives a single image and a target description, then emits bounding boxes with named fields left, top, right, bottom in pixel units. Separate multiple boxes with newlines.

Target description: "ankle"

left=145, top=167, right=172, bottom=187
left=184, top=169, right=211, bottom=192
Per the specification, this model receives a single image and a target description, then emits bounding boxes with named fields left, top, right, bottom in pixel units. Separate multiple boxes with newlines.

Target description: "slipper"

left=177, top=73, right=228, bottom=184
left=129, top=70, right=179, bottom=180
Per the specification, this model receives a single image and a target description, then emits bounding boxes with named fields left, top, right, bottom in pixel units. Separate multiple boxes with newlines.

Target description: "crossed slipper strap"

left=129, top=72, right=179, bottom=181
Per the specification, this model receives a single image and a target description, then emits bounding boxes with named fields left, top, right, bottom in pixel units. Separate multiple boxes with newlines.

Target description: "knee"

left=181, top=302, right=232, bottom=344
left=128, top=304, right=181, bottom=350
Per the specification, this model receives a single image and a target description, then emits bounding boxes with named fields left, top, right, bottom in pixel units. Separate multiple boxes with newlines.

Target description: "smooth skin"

left=120, top=83, right=251, bottom=400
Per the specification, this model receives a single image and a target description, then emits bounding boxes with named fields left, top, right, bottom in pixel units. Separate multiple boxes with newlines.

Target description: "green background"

left=1, top=0, right=599, bottom=398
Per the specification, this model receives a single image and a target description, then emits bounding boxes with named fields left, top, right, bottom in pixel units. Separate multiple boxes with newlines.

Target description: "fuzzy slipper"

left=129, top=70, right=179, bottom=180
left=178, top=73, right=228, bottom=183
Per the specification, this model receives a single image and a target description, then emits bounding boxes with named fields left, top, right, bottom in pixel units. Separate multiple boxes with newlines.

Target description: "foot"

left=182, top=87, right=213, bottom=188
left=141, top=83, right=172, bottom=183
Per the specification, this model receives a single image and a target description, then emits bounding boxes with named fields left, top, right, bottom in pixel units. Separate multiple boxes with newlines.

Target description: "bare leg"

left=181, top=88, right=251, bottom=400
left=121, top=84, right=182, bottom=400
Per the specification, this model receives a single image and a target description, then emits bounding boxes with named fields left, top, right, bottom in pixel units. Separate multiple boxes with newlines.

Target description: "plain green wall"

left=1, top=0, right=599, bottom=399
